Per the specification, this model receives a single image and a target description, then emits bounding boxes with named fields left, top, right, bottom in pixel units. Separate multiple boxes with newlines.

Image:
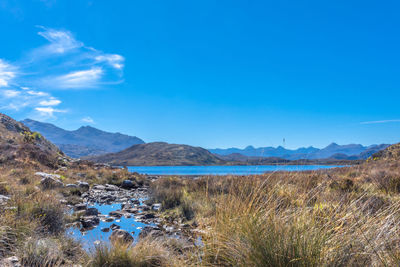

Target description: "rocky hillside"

left=87, top=142, right=226, bottom=166
left=0, top=113, right=63, bottom=168
left=372, top=143, right=400, bottom=161
left=22, top=119, right=145, bottom=158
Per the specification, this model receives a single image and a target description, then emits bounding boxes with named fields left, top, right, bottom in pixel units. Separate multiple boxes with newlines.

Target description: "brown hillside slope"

left=372, top=143, right=400, bottom=161
left=87, top=142, right=226, bottom=166
left=0, top=113, right=63, bottom=168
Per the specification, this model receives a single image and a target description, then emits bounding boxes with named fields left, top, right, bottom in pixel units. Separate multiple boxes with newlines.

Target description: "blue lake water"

left=128, top=165, right=345, bottom=175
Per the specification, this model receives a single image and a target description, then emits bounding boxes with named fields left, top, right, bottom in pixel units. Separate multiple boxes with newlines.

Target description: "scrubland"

left=1, top=146, right=400, bottom=266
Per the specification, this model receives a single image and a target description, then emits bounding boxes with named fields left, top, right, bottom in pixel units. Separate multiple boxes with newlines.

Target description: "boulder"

left=152, top=203, right=162, bottom=211
left=109, top=210, right=125, bottom=218
left=36, top=172, right=64, bottom=189
left=109, top=229, right=134, bottom=244
left=84, top=207, right=99, bottom=216
left=78, top=181, right=90, bottom=191
left=105, top=184, right=119, bottom=191
left=110, top=223, right=120, bottom=230
left=74, top=203, right=87, bottom=211
left=66, top=184, right=78, bottom=189
left=93, top=185, right=105, bottom=190
left=81, top=216, right=100, bottom=229
left=139, top=226, right=163, bottom=238
left=0, top=256, right=20, bottom=267
left=121, top=180, right=136, bottom=190
left=0, top=194, right=10, bottom=205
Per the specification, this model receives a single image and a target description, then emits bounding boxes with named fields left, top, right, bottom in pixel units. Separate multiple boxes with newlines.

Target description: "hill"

left=0, top=113, right=63, bottom=168
left=21, top=119, right=145, bottom=158
left=372, top=143, right=400, bottom=160
left=87, top=142, right=226, bottom=166
left=210, top=143, right=389, bottom=160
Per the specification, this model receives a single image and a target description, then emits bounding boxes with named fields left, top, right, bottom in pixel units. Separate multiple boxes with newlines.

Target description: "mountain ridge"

left=87, top=142, right=226, bottom=166
left=209, top=142, right=389, bottom=160
left=21, top=119, right=145, bottom=158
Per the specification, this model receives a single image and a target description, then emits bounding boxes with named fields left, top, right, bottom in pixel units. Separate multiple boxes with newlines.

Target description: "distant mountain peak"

left=209, top=142, right=389, bottom=160
left=21, top=119, right=145, bottom=158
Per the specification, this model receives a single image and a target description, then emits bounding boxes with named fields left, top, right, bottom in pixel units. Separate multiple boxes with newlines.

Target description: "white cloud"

left=0, top=59, right=16, bottom=87
left=52, top=67, right=103, bottom=89
left=0, top=88, right=55, bottom=112
left=39, top=98, right=61, bottom=106
left=26, top=90, right=48, bottom=96
left=34, top=107, right=65, bottom=118
left=361, top=119, right=400, bottom=125
left=81, top=116, right=94, bottom=124
left=95, top=54, right=125, bottom=70
left=37, top=26, right=83, bottom=54
left=1, top=89, right=20, bottom=98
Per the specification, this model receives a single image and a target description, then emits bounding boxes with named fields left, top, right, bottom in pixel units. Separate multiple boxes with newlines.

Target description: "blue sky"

left=0, top=0, right=400, bottom=149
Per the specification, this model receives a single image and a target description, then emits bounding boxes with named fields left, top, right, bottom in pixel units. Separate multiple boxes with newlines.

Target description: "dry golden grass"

left=149, top=159, right=400, bottom=266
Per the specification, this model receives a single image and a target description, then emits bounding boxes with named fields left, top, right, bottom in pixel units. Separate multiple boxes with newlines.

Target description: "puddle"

left=67, top=200, right=155, bottom=250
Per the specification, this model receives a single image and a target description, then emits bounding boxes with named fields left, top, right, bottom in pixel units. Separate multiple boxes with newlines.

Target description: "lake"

left=127, top=165, right=345, bottom=175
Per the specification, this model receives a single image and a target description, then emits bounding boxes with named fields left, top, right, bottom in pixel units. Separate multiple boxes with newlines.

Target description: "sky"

left=0, top=0, right=400, bottom=149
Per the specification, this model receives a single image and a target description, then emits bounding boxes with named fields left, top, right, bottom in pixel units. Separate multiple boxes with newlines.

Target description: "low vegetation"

left=147, top=155, right=400, bottom=266
left=2, top=113, right=400, bottom=266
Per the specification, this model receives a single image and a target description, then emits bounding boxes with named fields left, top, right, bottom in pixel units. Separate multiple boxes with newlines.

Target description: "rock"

left=93, top=185, right=105, bottom=190
left=84, top=207, right=99, bottom=216
left=152, top=203, right=162, bottom=211
left=74, top=203, right=87, bottom=211
left=110, top=229, right=134, bottom=244
left=0, top=256, right=20, bottom=267
left=66, top=184, right=78, bottom=189
left=0, top=194, right=10, bottom=205
left=121, top=203, right=133, bottom=210
left=81, top=216, right=100, bottom=228
left=109, top=210, right=124, bottom=218
left=110, top=223, right=120, bottom=230
left=124, top=208, right=139, bottom=214
left=78, top=181, right=90, bottom=191
left=101, top=227, right=110, bottom=232
left=36, top=172, right=64, bottom=189
left=121, top=180, right=136, bottom=190
left=142, top=206, right=150, bottom=211
left=103, top=217, right=114, bottom=222
left=139, top=226, right=163, bottom=238
left=105, top=184, right=119, bottom=191
left=142, top=213, right=155, bottom=219
left=131, top=199, right=141, bottom=205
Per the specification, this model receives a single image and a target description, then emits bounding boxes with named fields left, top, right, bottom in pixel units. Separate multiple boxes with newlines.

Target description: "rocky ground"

left=56, top=173, right=193, bottom=247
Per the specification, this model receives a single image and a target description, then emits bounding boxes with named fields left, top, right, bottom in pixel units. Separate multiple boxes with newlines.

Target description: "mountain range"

left=21, top=119, right=389, bottom=162
left=22, top=119, right=144, bottom=158
left=209, top=143, right=390, bottom=160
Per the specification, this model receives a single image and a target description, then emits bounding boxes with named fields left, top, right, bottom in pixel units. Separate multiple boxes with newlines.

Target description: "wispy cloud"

left=37, top=26, right=83, bottom=54
left=0, top=59, right=17, bottom=87
left=0, top=26, right=125, bottom=120
left=39, top=98, right=61, bottom=106
left=34, top=107, right=66, bottom=119
left=360, top=119, right=400, bottom=125
left=50, top=67, right=103, bottom=89
left=81, top=116, right=95, bottom=124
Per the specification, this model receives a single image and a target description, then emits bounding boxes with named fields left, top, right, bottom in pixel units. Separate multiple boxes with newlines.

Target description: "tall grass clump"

left=196, top=171, right=400, bottom=266
left=90, top=238, right=185, bottom=267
